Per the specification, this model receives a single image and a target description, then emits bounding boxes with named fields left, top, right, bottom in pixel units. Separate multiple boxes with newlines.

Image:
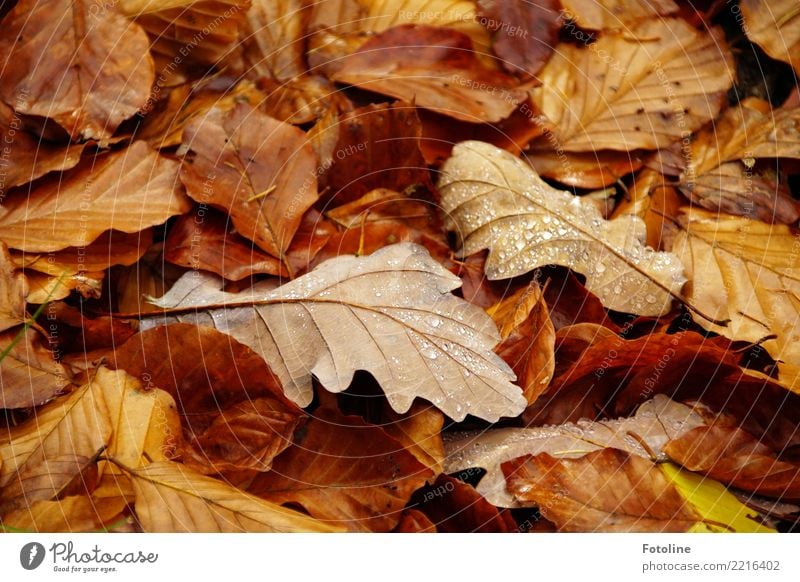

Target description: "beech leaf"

left=148, top=243, right=525, bottom=422
left=439, top=141, right=686, bottom=316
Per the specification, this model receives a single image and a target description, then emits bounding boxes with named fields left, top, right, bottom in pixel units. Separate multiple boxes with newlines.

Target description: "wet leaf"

left=439, top=140, right=686, bottom=316
left=148, top=243, right=526, bottom=422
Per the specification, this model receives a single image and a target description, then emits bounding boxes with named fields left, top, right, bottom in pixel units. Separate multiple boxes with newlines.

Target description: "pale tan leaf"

left=122, top=460, right=341, bottom=532
left=669, top=208, right=800, bottom=393
left=0, top=243, right=27, bottom=333
left=0, top=142, right=190, bottom=253
left=1, top=493, right=129, bottom=533
left=444, top=395, right=705, bottom=507
left=23, top=271, right=104, bottom=304
left=438, top=141, right=686, bottom=316
left=742, top=0, right=800, bottom=74
left=0, top=328, right=72, bottom=409
left=148, top=242, right=525, bottom=422
left=559, top=0, right=678, bottom=30
left=240, top=0, right=308, bottom=82
left=0, top=0, right=154, bottom=141
left=530, top=18, right=733, bottom=151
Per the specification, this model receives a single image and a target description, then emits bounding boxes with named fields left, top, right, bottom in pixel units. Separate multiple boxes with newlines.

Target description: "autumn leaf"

left=612, top=167, right=682, bottom=250
left=148, top=243, right=526, bottom=422
left=476, top=0, right=560, bottom=77
left=559, top=0, right=678, bottom=30
left=0, top=141, right=190, bottom=253
left=530, top=18, right=733, bottom=151
left=665, top=425, right=800, bottom=500
left=741, top=0, right=800, bottom=75
left=502, top=449, right=701, bottom=532
left=0, top=244, right=26, bottom=333
left=118, top=460, right=341, bottom=532
left=658, top=99, right=800, bottom=223
left=249, top=407, right=432, bottom=532
left=180, top=102, right=318, bottom=268
left=237, top=0, right=307, bottom=82
left=439, top=141, right=686, bottom=316
left=333, top=25, right=527, bottom=123
left=0, top=102, right=87, bottom=190
left=444, top=395, right=705, bottom=507
left=669, top=208, right=800, bottom=392
left=0, top=329, right=72, bottom=409
left=487, top=281, right=555, bottom=404
left=0, top=0, right=154, bottom=141
left=1, top=493, right=129, bottom=533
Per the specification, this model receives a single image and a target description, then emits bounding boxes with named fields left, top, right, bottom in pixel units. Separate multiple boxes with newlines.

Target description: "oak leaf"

left=530, top=18, right=733, bottom=151
left=149, top=243, right=526, bottom=422
left=0, top=141, right=190, bottom=252
left=0, top=0, right=155, bottom=141
left=439, top=141, right=686, bottom=316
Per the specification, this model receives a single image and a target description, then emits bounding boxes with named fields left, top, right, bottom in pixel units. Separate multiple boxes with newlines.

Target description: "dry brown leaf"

left=742, top=0, right=800, bottom=75
left=180, top=103, right=318, bottom=266
left=148, top=243, right=526, bottom=422
left=394, top=509, right=437, bottom=532
left=249, top=407, right=432, bottom=532
left=526, top=149, right=645, bottom=189
left=444, top=395, right=705, bottom=507
left=120, top=460, right=341, bottom=532
left=530, top=18, right=732, bottom=151
left=333, top=25, right=527, bottom=124
left=0, top=328, right=72, bottom=409
left=487, top=282, right=555, bottom=404
left=663, top=99, right=800, bottom=223
left=559, top=0, right=678, bottom=30
left=239, top=0, right=308, bottom=82
left=0, top=142, right=189, bottom=253
left=0, top=102, right=87, bottom=190
left=439, top=141, right=686, bottom=316
left=0, top=243, right=27, bottom=333
left=665, top=425, right=800, bottom=500
left=612, top=168, right=682, bottom=250
left=669, top=208, right=800, bottom=392
left=0, top=0, right=154, bottom=141
left=24, top=271, right=104, bottom=304
left=502, top=448, right=700, bottom=531
left=381, top=402, right=445, bottom=476
left=1, top=493, right=129, bottom=533
left=476, top=0, right=560, bottom=77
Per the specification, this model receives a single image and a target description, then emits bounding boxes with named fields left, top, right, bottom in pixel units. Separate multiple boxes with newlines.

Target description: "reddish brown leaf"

left=665, top=425, right=800, bottom=500
left=249, top=407, right=432, bottom=532
left=0, top=328, right=72, bottom=409
left=0, top=0, right=154, bottom=141
left=0, top=243, right=26, bottom=333
left=394, top=509, right=437, bottom=532
left=477, top=0, right=560, bottom=77
left=334, top=25, right=527, bottom=123
left=503, top=449, right=700, bottom=532
left=314, top=101, right=431, bottom=207
left=180, top=103, right=319, bottom=265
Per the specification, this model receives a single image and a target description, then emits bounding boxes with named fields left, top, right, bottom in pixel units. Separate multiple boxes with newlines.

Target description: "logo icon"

left=20, top=542, right=46, bottom=570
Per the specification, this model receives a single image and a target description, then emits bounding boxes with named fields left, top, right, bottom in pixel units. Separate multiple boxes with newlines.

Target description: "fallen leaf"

left=0, top=328, right=72, bottom=409
left=149, top=243, right=524, bottom=421
left=1, top=494, right=129, bottom=533
left=0, top=141, right=190, bottom=252
left=314, top=101, right=431, bottom=206
left=239, top=0, right=308, bottom=82
left=0, top=102, right=87, bottom=190
left=249, top=407, right=431, bottom=532
left=669, top=208, right=800, bottom=392
left=180, top=102, right=318, bottom=266
left=665, top=425, right=800, bottom=499
left=108, top=323, right=302, bottom=473
left=439, top=141, right=686, bottom=316
left=476, top=0, right=560, bottom=77
left=334, top=25, right=527, bottom=123
left=488, top=282, right=556, bottom=404
left=503, top=448, right=700, bottom=531
left=530, top=18, right=732, bottom=151
left=444, top=395, right=705, bottom=507
left=612, top=167, right=682, bottom=250
left=381, top=402, right=445, bottom=476
left=0, top=244, right=27, bottom=333
left=661, top=99, right=800, bottom=223
left=394, top=509, right=437, bottom=532
left=412, top=474, right=517, bottom=532
left=559, top=0, right=678, bottom=30
left=0, top=0, right=154, bottom=141
left=742, top=0, right=800, bottom=75
left=119, top=460, right=340, bottom=532
left=526, top=149, right=645, bottom=189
